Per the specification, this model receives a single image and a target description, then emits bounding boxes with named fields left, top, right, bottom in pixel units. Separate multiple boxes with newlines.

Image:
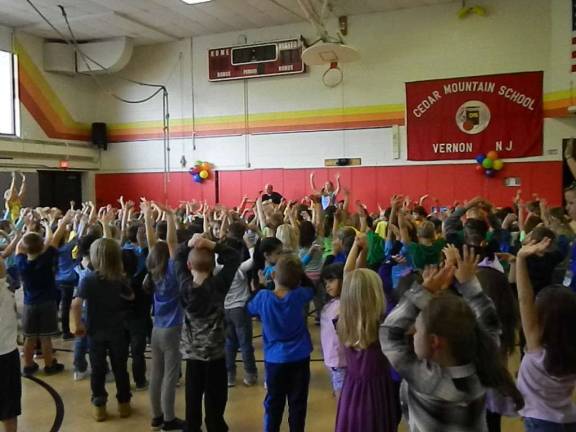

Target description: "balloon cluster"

left=475, top=151, right=505, bottom=177
left=189, top=161, right=212, bottom=183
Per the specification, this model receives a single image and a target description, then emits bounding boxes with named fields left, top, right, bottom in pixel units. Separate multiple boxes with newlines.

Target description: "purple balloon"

left=484, top=169, right=495, bottom=177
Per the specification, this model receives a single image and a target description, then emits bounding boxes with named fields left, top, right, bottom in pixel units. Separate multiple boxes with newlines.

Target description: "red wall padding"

left=95, top=161, right=563, bottom=211
left=95, top=172, right=217, bottom=208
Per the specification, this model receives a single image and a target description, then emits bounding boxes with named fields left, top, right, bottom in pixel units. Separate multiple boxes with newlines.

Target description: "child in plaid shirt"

left=380, top=246, right=523, bottom=432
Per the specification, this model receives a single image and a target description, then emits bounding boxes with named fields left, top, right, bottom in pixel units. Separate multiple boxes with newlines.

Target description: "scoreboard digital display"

left=208, top=39, right=305, bottom=82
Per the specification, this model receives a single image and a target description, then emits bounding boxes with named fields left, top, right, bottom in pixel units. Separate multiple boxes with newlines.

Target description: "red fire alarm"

left=59, top=160, right=69, bottom=169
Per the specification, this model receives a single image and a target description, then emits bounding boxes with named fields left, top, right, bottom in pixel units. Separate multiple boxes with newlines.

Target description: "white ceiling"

left=0, top=0, right=457, bottom=45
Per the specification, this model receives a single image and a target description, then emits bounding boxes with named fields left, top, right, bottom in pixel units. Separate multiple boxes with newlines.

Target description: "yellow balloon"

left=199, top=170, right=209, bottom=179
left=493, top=159, right=504, bottom=171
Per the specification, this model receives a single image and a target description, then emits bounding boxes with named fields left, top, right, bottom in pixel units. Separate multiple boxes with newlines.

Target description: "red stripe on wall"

left=95, top=161, right=562, bottom=211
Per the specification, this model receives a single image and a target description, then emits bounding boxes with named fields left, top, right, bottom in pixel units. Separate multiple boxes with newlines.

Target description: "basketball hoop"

left=322, top=62, right=343, bottom=87
left=302, top=42, right=360, bottom=88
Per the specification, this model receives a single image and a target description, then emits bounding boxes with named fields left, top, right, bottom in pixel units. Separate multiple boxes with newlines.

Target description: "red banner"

left=406, top=72, right=543, bottom=161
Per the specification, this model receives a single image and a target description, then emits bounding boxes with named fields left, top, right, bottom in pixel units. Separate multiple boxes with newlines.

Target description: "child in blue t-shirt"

left=17, top=211, right=74, bottom=376
left=248, top=255, right=314, bottom=432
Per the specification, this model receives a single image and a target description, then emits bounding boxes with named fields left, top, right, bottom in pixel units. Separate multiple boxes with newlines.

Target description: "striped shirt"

left=380, top=278, right=500, bottom=432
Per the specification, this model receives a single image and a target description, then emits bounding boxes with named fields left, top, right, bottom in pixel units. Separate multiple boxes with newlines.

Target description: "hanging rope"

left=24, top=0, right=172, bottom=199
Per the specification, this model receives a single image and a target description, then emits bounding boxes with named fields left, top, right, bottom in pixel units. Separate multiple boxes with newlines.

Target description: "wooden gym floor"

left=18, top=317, right=529, bottom=432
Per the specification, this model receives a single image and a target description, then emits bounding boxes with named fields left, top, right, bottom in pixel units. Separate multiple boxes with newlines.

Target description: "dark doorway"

left=38, top=171, right=82, bottom=211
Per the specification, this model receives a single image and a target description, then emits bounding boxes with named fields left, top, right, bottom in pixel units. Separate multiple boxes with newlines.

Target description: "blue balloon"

left=193, top=173, right=202, bottom=183
left=475, top=154, right=486, bottom=164
left=484, top=169, right=495, bottom=177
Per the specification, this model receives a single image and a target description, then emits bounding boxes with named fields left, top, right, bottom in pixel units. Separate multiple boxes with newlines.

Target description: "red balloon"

left=475, top=165, right=484, bottom=174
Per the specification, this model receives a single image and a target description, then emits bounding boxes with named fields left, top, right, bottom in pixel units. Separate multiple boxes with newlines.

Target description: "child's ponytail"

left=473, top=323, right=524, bottom=411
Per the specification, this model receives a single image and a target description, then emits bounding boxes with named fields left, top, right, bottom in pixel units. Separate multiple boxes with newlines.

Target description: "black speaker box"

left=91, top=122, right=108, bottom=150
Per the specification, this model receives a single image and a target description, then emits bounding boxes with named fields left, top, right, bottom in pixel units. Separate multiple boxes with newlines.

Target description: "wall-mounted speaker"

left=91, top=122, right=108, bottom=150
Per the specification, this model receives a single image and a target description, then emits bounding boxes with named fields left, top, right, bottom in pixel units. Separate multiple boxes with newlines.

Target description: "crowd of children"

left=1, top=168, right=576, bottom=432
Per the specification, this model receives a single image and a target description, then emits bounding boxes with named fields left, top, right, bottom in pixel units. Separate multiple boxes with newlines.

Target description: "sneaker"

left=151, top=415, right=164, bottom=431
left=161, top=417, right=186, bottom=431
left=93, top=405, right=107, bottom=422
left=243, top=373, right=257, bottom=387
left=44, top=361, right=65, bottom=375
left=22, top=362, right=39, bottom=377
left=62, top=332, right=75, bottom=341
left=73, top=370, right=89, bottom=381
left=227, top=373, right=236, bottom=388
left=135, top=380, right=149, bottom=392
left=118, top=402, right=132, bottom=418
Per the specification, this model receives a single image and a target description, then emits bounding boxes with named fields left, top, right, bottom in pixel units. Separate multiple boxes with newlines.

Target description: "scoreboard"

left=208, top=39, right=305, bottom=82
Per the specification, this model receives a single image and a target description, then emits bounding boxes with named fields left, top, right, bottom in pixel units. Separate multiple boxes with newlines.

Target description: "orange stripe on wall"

left=18, top=51, right=90, bottom=141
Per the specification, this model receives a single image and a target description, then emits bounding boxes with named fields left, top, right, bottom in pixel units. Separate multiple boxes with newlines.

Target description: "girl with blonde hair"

left=335, top=238, right=397, bottom=432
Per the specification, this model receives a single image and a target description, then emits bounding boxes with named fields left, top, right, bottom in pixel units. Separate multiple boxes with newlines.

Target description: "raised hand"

left=153, top=201, right=174, bottom=214
left=390, top=194, right=403, bottom=209
left=354, top=232, right=367, bottom=249
left=517, top=237, right=552, bottom=259
left=454, top=245, right=479, bottom=284
left=188, top=233, right=205, bottom=248
left=140, top=200, right=153, bottom=218
left=442, top=244, right=460, bottom=267
left=100, top=208, right=115, bottom=225
left=514, top=190, right=522, bottom=206
left=422, top=265, right=455, bottom=295
left=502, top=213, right=518, bottom=229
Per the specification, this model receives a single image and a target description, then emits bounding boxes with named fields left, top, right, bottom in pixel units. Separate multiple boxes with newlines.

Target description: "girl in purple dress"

left=335, top=238, right=397, bottom=432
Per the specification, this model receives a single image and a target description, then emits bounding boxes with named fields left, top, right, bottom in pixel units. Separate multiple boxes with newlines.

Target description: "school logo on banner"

left=406, top=71, right=543, bottom=161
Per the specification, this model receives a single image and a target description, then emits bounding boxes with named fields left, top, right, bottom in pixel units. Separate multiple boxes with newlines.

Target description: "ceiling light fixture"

left=180, top=0, right=212, bottom=4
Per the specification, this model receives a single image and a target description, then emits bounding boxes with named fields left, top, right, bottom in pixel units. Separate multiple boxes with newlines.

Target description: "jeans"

left=125, top=318, right=148, bottom=386
left=224, top=307, right=257, bottom=376
left=88, top=334, right=131, bottom=407
left=264, top=358, right=310, bottom=432
left=524, top=418, right=576, bottom=432
left=149, top=326, right=182, bottom=421
left=58, top=284, right=75, bottom=335
left=73, top=335, right=88, bottom=372
left=185, top=358, right=228, bottom=432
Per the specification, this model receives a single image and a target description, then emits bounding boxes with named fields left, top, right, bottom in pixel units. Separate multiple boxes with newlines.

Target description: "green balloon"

left=482, top=158, right=493, bottom=169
